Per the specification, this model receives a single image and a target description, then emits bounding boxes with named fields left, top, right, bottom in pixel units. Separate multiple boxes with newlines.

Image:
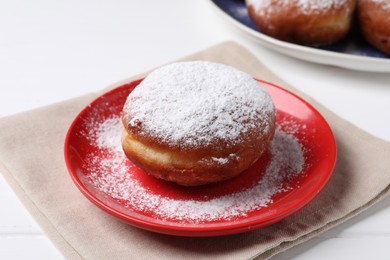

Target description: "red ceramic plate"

left=64, top=79, right=336, bottom=237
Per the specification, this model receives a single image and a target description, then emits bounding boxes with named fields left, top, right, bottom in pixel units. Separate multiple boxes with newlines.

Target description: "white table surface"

left=1, top=0, right=390, bottom=259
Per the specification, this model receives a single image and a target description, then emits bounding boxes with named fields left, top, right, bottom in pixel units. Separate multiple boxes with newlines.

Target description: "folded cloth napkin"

left=1, top=42, right=390, bottom=260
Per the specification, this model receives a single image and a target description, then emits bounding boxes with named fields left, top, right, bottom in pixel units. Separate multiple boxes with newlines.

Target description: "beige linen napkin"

left=1, top=42, right=390, bottom=260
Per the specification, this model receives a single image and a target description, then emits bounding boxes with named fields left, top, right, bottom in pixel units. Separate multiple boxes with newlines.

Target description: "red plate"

left=64, top=79, right=336, bottom=237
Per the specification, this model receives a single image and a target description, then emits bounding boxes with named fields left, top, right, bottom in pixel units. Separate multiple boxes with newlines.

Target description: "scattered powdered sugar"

left=96, top=117, right=123, bottom=152
left=370, top=0, right=390, bottom=9
left=211, top=156, right=229, bottom=165
left=123, top=61, right=275, bottom=150
left=247, top=0, right=349, bottom=15
left=82, top=115, right=306, bottom=223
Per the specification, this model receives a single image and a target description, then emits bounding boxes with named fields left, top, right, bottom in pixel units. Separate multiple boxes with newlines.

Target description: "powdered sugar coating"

left=369, top=0, right=390, bottom=9
left=83, top=115, right=306, bottom=223
left=123, top=61, right=275, bottom=150
left=247, top=0, right=350, bottom=15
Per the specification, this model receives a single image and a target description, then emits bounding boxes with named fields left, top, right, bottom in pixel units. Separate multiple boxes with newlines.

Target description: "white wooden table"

left=1, top=1, right=390, bottom=259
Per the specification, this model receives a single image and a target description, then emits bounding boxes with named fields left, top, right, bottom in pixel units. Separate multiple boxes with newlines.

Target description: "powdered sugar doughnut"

left=357, top=0, right=390, bottom=55
left=246, top=0, right=356, bottom=45
left=121, top=61, right=276, bottom=186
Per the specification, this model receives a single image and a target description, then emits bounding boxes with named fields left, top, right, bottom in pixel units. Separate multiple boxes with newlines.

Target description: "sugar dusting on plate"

left=82, top=115, right=306, bottom=223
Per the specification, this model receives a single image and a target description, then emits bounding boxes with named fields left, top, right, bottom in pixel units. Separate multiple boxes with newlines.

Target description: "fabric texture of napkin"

left=1, top=42, right=390, bottom=259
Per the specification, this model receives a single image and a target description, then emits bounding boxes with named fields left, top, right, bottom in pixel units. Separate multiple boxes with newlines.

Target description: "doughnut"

left=245, top=0, right=356, bottom=45
left=357, top=0, right=390, bottom=55
left=121, top=61, right=276, bottom=186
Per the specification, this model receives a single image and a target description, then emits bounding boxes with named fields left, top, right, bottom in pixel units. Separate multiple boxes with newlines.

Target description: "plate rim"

left=64, top=78, right=337, bottom=237
left=209, top=0, right=390, bottom=72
